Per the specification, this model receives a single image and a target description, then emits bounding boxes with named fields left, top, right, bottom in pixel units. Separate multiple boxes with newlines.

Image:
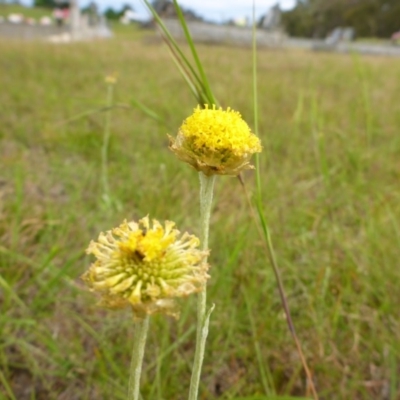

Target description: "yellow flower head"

left=169, top=105, right=262, bottom=176
left=82, top=216, right=209, bottom=319
left=105, top=74, right=117, bottom=85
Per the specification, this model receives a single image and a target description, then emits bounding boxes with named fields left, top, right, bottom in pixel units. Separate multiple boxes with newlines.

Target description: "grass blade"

left=242, top=287, right=276, bottom=396
left=0, top=370, right=17, bottom=400
left=141, top=0, right=202, bottom=88
left=130, top=98, right=165, bottom=124
left=142, top=0, right=217, bottom=106
left=233, top=397, right=311, bottom=400
left=250, top=3, right=318, bottom=399
left=172, top=0, right=216, bottom=105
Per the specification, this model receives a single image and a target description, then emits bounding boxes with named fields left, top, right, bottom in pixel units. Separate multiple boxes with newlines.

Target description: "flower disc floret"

left=169, top=105, right=262, bottom=176
left=82, top=216, right=209, bottom=318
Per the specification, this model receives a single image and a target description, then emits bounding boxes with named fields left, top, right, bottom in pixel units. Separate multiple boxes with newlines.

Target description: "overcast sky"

left=22, top=0, right=296, bottom=23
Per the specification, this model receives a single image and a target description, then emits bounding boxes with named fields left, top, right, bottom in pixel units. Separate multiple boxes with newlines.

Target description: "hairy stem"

left=188, top=172, right=215, bottom=400
left=128, top=315, right=150, bottom=400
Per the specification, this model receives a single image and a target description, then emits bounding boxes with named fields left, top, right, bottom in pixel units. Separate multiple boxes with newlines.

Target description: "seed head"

left=82, top=217, right=209, bottom=319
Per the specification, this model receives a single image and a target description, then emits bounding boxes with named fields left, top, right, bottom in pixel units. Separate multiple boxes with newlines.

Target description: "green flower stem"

left=128, top=315, right=150, bottom=400
left=188, top=172, right=216, bottom=400
left=101, top=82, right=114, bottom=202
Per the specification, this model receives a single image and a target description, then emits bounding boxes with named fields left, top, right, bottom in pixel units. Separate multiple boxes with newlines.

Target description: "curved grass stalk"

left=249, top=3, right=318, bottom=398
left=101, top=81, right=114, bottom=203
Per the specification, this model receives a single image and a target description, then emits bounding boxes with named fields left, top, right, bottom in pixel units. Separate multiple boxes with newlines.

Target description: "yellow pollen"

left=181, top=105, right=261, bottom=157
left=169, top=105, right=262, bottom=176
left=82, top=216, right=210, bottom=318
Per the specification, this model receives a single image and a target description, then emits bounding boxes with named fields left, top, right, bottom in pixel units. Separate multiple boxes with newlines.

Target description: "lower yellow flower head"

left=82, top=216, right=209, bottom=319
left=169, top=105, right=262, bottom=176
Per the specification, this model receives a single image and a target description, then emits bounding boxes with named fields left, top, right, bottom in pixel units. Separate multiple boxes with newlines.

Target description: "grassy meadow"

left=0, top=27, right=400, bottom=400
left=0, top=4, right=52, bottom=19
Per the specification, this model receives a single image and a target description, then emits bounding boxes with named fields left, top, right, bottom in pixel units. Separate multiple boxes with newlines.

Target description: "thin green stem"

left=188, top=172, right=215, bottom=400
left=199, top=173, right=215, bottom=250
left=101, top=82, right=114, bottom=201
left=242, top=286, right=275, bottom=395
left=239, top=175, right=319, bottom=400
left=250, top=4, right=318, bottom=398
left=252, top=3, right=263, bottom=204
left=128, top=315, right=150, bottom=400
left=0, top=370, right=16, bottom=400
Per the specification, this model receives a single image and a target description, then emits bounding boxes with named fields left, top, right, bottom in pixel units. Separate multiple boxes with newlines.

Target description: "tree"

left=104, top=7, right=119, bottom=20
left=34, top=0, right=54, bottom=7
left=282, top=0, right=400, bottom=38
left=121, top=3, right=134, bottom=12
left=104, top=4, right=135, bottom=21
left=152, top=0, right=171, bottom=14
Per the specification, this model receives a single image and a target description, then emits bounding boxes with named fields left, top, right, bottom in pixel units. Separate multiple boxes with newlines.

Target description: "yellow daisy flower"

left=82, top=216, right=209, bottom=318
left=169, top=105, right=262, bottom=176
left=105, top=74, right=117, bottom=85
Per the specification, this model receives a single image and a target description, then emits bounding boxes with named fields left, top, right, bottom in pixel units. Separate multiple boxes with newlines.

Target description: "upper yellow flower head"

left=82, top=216, right=209, bottom=319
left=169, top=105, right=262, bottom=176
left=105, top=74, right=117, bottom=85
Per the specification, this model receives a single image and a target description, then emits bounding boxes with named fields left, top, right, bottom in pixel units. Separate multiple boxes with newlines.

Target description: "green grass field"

left=0, top=4, right=52, bottom=19
left=0, top=25, right=400, bottom=400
